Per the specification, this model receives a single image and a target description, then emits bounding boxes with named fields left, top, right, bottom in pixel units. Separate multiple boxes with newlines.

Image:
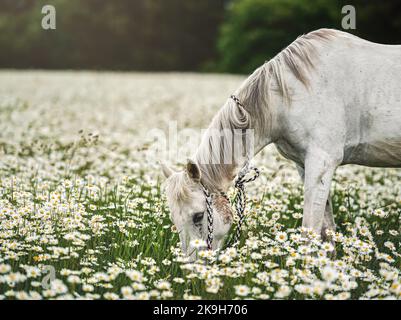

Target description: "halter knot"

left=228, top=162, right=260, bottom=247
left=202, top=161, right=260, bottom=251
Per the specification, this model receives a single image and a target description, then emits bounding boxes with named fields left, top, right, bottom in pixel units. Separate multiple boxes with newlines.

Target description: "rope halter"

left=200, top=184, right=214, bottom=250
left=201, top=162, right=260, bottom=250
left=201, top=94, right=260, bottom=251
left=228, top=162, right=260, bottom=247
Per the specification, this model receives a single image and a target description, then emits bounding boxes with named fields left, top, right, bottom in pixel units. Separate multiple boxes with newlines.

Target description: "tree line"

left=0, top=0, right=400, bottom=73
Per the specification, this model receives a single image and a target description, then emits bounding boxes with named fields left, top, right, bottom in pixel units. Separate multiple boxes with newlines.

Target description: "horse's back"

left=290, top=30, right=401, bottom=168
left=321, top=32, right=401, bottom=167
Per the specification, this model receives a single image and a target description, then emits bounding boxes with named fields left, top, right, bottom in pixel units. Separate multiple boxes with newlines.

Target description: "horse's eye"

left=192, top=212, right=204, bottom=225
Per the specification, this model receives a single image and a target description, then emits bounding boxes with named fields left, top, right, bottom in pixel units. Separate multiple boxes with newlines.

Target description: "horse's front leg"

left=302, top=149, right=339, bottom=238
left=296, top=164, right=336, bottom=241
left=322, top=196, right=336, bottom=241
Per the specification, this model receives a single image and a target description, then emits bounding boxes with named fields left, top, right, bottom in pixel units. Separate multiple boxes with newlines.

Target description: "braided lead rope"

left=228, top=163, right=260, bottom=247
left=228, top=95, right=261, bottom=246
left=230, top=95, right=245, bottom=108
left=201, top=184, right=214, bottom=250
left=202, top=164, right=260, bottom=251
left=201, top=95, right=260, bottom=251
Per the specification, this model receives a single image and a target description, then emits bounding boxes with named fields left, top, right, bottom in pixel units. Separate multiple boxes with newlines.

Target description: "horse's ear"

left=186, top=159, right=201, bottom=182
left=161, top=162, right=174, bottom=179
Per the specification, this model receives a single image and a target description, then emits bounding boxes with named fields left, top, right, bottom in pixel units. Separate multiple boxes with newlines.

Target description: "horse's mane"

left=164, top=171, right=192, bottom=203
left=193, top=29, right=341, bottom=192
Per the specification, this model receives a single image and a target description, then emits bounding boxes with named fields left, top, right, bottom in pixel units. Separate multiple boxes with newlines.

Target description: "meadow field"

left=0, top=71, right=400, bottom=300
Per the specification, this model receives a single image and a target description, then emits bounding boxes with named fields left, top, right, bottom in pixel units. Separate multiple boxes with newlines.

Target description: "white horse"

left=162, top=29, right=401, bottom=258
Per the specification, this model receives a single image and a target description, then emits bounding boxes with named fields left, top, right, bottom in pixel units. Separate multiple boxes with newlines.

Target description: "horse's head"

left=161, top=160, right=234, bottom=259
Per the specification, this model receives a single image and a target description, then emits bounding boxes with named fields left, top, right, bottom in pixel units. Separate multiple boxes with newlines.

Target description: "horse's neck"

left=196, top=129, right=267, bottom=194
left=195, top=68, right=280, bottom=192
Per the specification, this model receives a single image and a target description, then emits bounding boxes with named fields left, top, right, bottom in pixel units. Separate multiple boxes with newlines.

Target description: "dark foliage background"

left=218, top=0, right=401, bottom=73
left=0, top=0, right=226, bottom=71
left=0, top=0, right=400, bottom=73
